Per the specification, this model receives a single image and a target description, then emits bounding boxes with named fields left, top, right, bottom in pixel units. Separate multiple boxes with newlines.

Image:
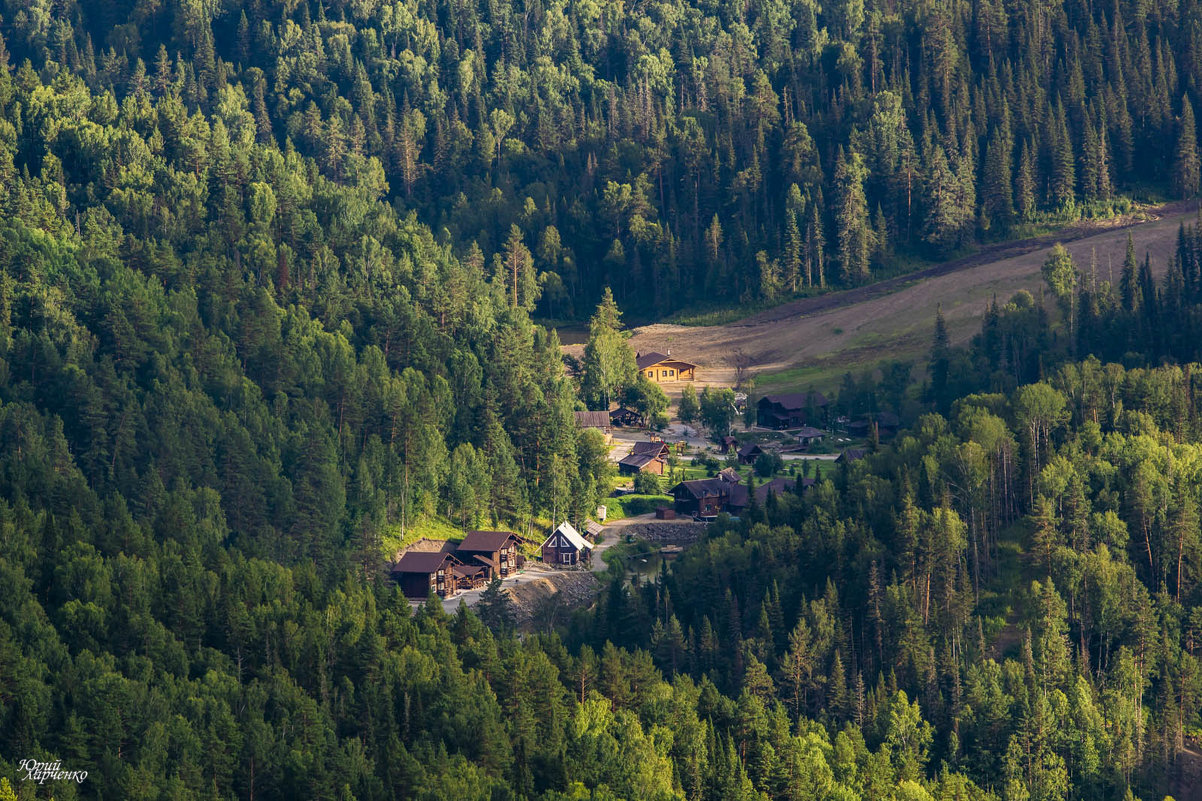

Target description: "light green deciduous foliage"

left=582, top=288, right=637, bottom=410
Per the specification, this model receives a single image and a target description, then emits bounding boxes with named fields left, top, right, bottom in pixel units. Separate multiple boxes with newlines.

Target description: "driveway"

left=435, top=564, right=561, bottom=613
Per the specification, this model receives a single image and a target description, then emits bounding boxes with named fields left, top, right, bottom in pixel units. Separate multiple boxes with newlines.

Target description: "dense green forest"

left=2, top=0, right=1200, bottom=317
left=2, top=0, right=1202, bottom=799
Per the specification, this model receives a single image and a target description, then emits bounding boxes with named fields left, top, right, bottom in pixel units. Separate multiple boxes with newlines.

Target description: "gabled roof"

left=542, top=521, right=594, bottom=550
left=630, top=440, right=670, bottom=456
left=636, top=351, right=697, bottom=370
left=458, top=530, right=521, bottom=552
left=755, top=477, right=805, bottom=504
left=619, top=452, right=662, bottom=470
left=574, top=410, right=611, bottom=428
left=716, top=467, right=742, bottom=483
left=795, top=426, right=826, bottom=438
left=838, top=448, right=868, bottom=462
left=453, top=563, right=489, bottom=577
left=758, top=392, right=830, bottom=410
left=393, top=551, right=460, bottom=574
left=737, top=442, right=765, bottom=458
left=672, top=477, right=746, bottom=503
left=585, top=520, right=605, bottom=537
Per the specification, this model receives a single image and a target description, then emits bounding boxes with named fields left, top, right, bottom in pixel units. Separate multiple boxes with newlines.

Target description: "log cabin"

left=609, top=407, right=641, bottom=427
left=618, top=440, right=671, bottom=475
left=670, top=477, right=749, bottom=519
left=635, top=351, right=698, bottom=383
left=795, top=426, right=826, bottom=450
left=756, top=392, right=829, bottom=429
left=541, top=522, right=594, bottom=567
left=456, top=530, right=525, bottom=579
left=736, top=442, right=767, bottom=464
left=452, top=563, right=489, bottom=591
left=391, top=551, right=463, bottom=598
left=574, top=410, right=612, bottom=436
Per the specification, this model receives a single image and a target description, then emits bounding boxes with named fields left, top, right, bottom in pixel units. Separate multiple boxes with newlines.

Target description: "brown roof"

left=453, top=563, right=489, bottom=577
left=619, top=452, right=663, bottom=470
left=755, top=477, right=802, bottom=504
left=458, top=530, right=521, bottom=552
left=737, top=442, right=765, bottom=458
left=393, top=551, right=459, bottom=574
left=795, top=426, right=826, bottom=438
left=838, top=448, right=868, bottom=463
left=672, top=478, right=749, bottom=508
left=574, top=410, right=611, bottom=428
left=636, top=352, right=697, bottom=370
left=759, top=392, right=830, bottom=411
left=630, top=440, right=671, bottom=456
left=716, top=467, right=742, bottom=483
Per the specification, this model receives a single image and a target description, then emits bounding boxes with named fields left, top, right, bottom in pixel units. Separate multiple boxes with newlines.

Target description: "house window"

left=668, top=369, right=674, bottom=377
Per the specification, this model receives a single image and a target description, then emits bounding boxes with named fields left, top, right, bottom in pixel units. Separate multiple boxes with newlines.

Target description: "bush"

left=754, top=451, right=784, bottom=477
left=633, top=471, right=663, bottom=494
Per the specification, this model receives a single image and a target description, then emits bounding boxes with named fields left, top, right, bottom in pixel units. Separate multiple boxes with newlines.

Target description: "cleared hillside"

left=613, top=203, right=1199, bottom=394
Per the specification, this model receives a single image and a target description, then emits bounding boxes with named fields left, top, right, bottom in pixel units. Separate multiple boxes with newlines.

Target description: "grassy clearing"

left=381, top=515, right=467, bottom=557
left=604, top=493, right=674, bottom=520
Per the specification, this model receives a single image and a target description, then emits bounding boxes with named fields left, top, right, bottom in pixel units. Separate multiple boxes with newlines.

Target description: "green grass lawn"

left=604, top=493, right=674, bottom=520
left=380, top=515, right=467, bottom=558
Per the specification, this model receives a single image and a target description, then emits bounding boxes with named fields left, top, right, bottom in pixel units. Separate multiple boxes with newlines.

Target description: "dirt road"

left=579, top=203, right=1199, bottom=393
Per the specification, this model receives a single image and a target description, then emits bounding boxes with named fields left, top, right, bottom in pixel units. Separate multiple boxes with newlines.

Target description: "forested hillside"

left=2, top=0, right=1200, bottom=317
left=2, top=0, right=1202, bottom=799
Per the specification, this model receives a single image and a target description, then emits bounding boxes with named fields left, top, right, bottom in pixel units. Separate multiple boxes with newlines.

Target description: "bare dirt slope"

left=602, top=203, right=1198, bottom=393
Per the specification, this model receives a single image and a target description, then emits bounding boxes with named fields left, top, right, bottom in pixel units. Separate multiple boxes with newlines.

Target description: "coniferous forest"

left=2, top=0, right=1202, bottom=799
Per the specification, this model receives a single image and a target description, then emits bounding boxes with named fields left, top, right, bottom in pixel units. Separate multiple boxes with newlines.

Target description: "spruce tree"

left=1174, top=95, right=1200, bottom=200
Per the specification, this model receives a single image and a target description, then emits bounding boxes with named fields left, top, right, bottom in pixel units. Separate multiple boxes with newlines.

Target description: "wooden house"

left=737, top=442, right=767, bottom=464
left=756, top=392, right=829, bottom=429
left=636, top=351, right=698, bottom=383
left=716, top=467, right=742, bottom=483
left=609, top=407, right=641, bottom=427
left=456, top=530, right=525, bottom=579
left=847, top=412, right=900, bottom=440
left=795, top=426, right=826, bottom=449
left=671, top=477, right=749, bottom=519
left=837, top=448, right=868, bottom=463
left=392, top=551, right=463, bottom=598
left=619, top=440, right=671, bottom=475
left=720, top=435, right=739, bottom=453
left=452, top=563, right=489, bottom=591
left=574, top=410, right=612, bottom=436
left=541, top=522, right=594, bottom=567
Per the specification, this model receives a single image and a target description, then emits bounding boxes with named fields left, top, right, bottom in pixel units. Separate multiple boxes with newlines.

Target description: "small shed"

left=541, top=522, right=594, bottom=567
left=720, top=435, right=739, bottom=453
left=655, top=506, right=677, bottom=520
left=584, top=520, right=605, bottom=540
left=795, top=426, right=826, bottom=449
